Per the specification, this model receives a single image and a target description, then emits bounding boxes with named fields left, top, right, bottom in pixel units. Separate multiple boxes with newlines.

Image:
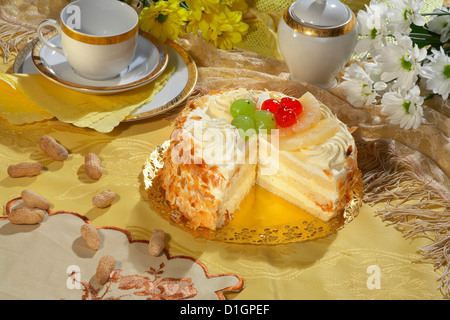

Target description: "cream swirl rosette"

left=171, top=107, right=253, bottom=176
left=300, top=130, right=353, bottom=170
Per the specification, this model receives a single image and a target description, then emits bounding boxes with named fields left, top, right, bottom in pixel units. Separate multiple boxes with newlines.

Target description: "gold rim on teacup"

left=60, top=22, right=139, bottom=45
left=283, top=7, right=356, bottom=38
left=31, top=29, right=169, bottom=94
left=37, top=0, right=141, bottom=80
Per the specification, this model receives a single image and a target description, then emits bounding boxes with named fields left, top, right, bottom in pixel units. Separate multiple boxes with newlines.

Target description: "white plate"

left=14, top=32, right=198, bottom=121
left=31, top=30, right=169, bottom=94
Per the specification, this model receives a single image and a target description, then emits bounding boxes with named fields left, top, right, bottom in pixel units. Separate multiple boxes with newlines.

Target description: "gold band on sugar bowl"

left=61, top=23, right=139, bottom=45
left=283, top=10, right=356, bottom=38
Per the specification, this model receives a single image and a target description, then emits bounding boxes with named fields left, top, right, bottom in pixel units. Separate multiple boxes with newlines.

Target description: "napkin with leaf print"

left=0, top=65, right=175, bottom=133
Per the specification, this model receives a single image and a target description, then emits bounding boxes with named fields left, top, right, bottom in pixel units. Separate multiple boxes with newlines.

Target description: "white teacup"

left=37, top=0, right=139, bottom=81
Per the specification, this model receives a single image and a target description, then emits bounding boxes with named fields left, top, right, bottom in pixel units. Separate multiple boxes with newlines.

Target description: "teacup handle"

left=37, top=19, right=64, bottom=55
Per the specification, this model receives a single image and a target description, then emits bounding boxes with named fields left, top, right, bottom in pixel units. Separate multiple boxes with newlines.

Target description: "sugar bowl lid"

left=283, top=0, right=356, bottom=37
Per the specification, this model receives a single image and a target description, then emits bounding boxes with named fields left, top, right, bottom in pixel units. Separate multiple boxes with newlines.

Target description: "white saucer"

left=14, top=33, right=198, bottom=121
left=31, top=30, right=169, bottom=94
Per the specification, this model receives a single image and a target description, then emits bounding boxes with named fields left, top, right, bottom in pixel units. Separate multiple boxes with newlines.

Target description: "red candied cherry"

left=280, top=97, right=303, bottom=115
left=275, top=105, right=298, bottom=127
left=261, top=99, right=281, bottom=114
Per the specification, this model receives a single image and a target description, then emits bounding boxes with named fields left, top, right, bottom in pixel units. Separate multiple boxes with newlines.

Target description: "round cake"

left=159, top=88, right=359, bottom=231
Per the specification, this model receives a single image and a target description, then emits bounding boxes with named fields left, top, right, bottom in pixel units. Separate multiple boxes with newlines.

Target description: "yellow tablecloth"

left=0, top=107, right=443, bottom=300
left=0, top=0, right=448, bottom=300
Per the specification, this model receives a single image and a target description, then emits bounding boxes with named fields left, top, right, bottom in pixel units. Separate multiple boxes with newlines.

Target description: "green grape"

left=230, top=99, right=256, bottom=118
left=251, top=110, right=277, bottom=133
left=231, top=115, right=256, bottom=138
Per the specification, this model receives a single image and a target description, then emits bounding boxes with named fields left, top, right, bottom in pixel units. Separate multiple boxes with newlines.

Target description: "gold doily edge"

left=142, top=141, right=363, bottom=245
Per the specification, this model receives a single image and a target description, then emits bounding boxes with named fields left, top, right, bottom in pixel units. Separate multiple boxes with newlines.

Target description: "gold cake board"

left=143, top=142, right=363, bottom=245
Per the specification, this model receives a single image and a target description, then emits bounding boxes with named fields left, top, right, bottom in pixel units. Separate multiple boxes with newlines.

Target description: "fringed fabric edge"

left=0, top=14, right=36, bottom=64
left=357, top=137, right=450, bottom=299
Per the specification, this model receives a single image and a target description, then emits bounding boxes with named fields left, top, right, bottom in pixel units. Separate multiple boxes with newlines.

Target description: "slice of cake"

left=256, top=92, right=358, bottom=222
left=160, top=88, right=359, bottom=230
left=160, top=104, right=257, bottom=230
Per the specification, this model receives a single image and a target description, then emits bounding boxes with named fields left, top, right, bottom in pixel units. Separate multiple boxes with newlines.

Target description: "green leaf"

left=410, top=23, right=430, bottom=35
left=408, top=23, right=444, bottom=51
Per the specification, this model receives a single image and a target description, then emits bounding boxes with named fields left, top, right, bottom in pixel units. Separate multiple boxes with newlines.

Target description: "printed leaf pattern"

left=77, top=263, right=197, bottom=300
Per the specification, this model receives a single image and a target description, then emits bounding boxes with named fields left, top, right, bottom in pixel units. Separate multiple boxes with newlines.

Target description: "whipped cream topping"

left=174, top=107, right=253, bottom=180
left=205, top=88, right=284, bottom=121
left=184, top=89, right=355, bottom=173
left=299, top=129, right=353, bottom=170
left=297, top=106, right=354, bottom=170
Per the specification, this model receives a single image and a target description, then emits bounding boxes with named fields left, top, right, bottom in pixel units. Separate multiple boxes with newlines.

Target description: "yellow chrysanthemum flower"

left=213, top=8, right=249, bottom=50
left=184, top=0, right=220, bottom=23
left=221, top=0, right=249, bottom=13
left=186, top=3, right=248, bottom=50
left=185, top=0, right=221, bottom=13
left=139, top=0, right=189, bottom=42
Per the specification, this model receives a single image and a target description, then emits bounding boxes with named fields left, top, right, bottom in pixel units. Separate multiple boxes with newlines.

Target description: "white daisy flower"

left=387, top=0, right=426, bottom=36
left=376, top=35, right=427, bottom=90
left=364, top=61, right=385, bottom=84
left=340, top=63, right=387, bottom=107
left=420, top=47, right=450, bottom=100
left=426, top=8, right=450, bottom=43
left=380, top=86, right=425, bottom=130
left=354, top=1, right=390, bottom=56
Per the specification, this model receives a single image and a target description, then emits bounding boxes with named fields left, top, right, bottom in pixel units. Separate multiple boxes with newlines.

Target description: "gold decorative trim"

left=31, top=29, right=169, bottom=94
left=283, top=9, right=356, bottom=37
left=142, top=142, right=363, bottom=245
left=123, top=40, right=198, bottom=122
left=61, top=22, right=139, bottom=45
left=13, top=37, right=38, bottom=73
left=15, top=31, right=197, bottom=121
left=3, top=198, right=245, bottom=300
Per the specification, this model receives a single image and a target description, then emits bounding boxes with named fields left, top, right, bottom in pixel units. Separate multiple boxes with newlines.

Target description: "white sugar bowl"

left=278, top=0, right=358, bottom=89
